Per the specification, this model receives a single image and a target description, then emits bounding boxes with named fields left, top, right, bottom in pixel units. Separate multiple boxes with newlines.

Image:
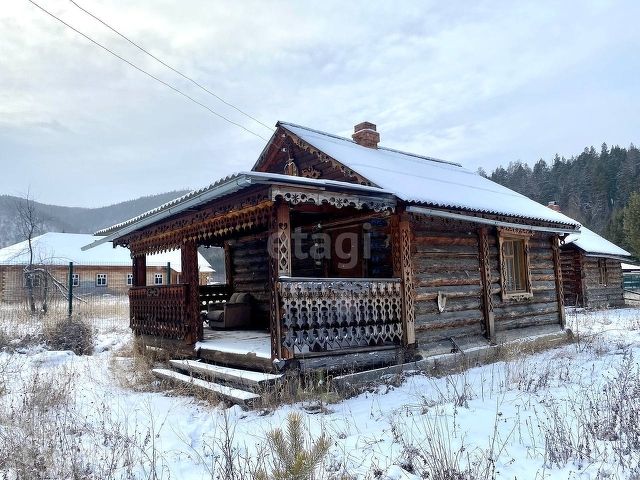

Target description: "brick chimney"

left=547, top=201, right=561, bottom=212
left=352, top=121, right=380, bottom=148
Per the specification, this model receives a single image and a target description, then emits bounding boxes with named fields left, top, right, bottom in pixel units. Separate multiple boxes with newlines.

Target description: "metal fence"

left=0, top=260, right=180, bottom=333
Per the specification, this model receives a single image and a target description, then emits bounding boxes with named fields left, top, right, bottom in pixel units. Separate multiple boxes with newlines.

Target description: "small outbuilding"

left=560, top=226, right=631, bottom=308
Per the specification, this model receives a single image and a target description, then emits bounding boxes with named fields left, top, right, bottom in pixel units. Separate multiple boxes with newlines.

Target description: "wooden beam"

left=181, top=241, right=201, bottom=344
left=132, top=254, right=146, bottom=287
left=477, top=227, right=496, bottom=343
left=551, top=235, right=566, bottom=328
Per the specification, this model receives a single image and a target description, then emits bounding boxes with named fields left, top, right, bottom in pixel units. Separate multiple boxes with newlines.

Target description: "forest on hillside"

left=484, top=143, right=640, bottom=258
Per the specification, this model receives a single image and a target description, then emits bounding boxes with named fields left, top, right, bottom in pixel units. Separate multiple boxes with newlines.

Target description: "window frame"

left=598, top=258, right=608, bottom=286
left=498, top=229, right=533, bottom=300
left=154, top=273, right=163, bottom=285
left=71, top=273, right=80, bottom=287
left=126, top=273, right=133, bottom=286
left=96, top=273, right=108, bottom=287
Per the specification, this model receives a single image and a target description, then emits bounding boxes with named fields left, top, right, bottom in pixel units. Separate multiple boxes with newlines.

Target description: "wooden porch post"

left=478, top=228, right=496, bottom=343
left=223, top=241, right=233, bottom=286
left=181, top=240, right=202, bottom=344
left=269, top=202, right=292, bottom=360
left=391, top=214, right=416, bottom=347
left=551, top=235, right=566, bottom=328
left=132, top=254, right=146, bottom=287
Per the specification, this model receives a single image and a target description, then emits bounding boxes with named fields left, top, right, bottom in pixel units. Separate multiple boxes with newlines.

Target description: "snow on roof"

left=564, top=226, right=631, bottom=258
left=622, top=262, right=640, bottom=271
left=91, top=171, right=392, bottom=243
left=278, top=122, right=580, bottom=228
left=0, top=233, right=214, bottom=272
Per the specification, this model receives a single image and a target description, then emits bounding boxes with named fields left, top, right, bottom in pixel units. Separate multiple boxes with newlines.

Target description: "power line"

left=68, top=0, right=274, bottom=133
left=27, top=0, right=270, bottom=141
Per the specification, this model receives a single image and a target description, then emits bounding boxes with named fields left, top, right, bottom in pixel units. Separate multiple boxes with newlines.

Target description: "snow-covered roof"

left=89, top=171, right=393, bottom=247
left=0, top=233, right=214, bottom=271
left=622, top=262, right=640, bottom=271
left=277, top=122, right=580, bottom=228
left=563, top=226, right=631, bottom=258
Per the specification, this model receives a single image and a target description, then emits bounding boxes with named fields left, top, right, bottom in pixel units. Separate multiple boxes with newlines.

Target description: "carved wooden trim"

left=276, top=203, right=292, bottom=277
left=498, top=231, right=534, bottom=301
left=301, top=166, right=321, bottom=179
left=271, top=186, right=395, bottom=212
left=118, top=190, right=273, bottom=255
left=551, top=235, right=566, bottom=328
left=278, top=278, right=403, bottom=355
left=284, top=130, right=373, bottom=186
left=478, top=228, right=495, bottom=342
left=398, top=219, right=416, bottom=346
left=129, top=285, right=188, bottom=339
left=268, top=206, right=284, bottom=360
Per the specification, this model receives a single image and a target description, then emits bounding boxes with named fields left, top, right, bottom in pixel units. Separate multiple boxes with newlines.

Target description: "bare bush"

left=539, top=351, right=640, bottom=471
left=44, top=316, right=94, bottom=355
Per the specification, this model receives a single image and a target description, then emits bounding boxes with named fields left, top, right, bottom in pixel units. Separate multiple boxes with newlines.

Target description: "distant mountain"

left=0, top=191, right=189, bottom=248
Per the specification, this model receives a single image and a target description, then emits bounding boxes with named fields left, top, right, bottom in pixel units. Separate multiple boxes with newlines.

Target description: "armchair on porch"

left=204, top=292, right=253, bottom=330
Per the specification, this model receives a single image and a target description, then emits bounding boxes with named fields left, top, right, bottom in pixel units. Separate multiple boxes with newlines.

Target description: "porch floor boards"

left=194, top=329, right=274, bottom=371
left=197, top=329, right=271, bottom=359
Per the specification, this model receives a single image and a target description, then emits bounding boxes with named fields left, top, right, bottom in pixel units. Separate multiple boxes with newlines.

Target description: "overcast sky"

left=1, top=0, right=639, bottom=207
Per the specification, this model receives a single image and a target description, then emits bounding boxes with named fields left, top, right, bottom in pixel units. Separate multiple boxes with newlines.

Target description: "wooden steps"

left=169, top=359, right=282, bottom=388
left=153, top=360, right=284, bottom=406
left=152, top=368, right=260, bottom=405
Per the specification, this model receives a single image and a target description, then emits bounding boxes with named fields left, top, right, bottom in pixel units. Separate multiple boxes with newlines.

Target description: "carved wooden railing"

left=130, top=285, right=189, bottom=339
left=278, top=277, right=403, bottom=356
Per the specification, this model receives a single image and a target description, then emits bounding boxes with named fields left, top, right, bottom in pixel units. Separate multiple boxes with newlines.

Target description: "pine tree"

left=623, top=191, right=640, bottom=258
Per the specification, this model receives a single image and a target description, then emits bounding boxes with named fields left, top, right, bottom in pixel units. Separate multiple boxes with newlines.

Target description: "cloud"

left=0, top=0, right=638, bottom=207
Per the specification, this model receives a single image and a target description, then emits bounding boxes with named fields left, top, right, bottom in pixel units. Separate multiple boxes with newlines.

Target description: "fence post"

left=68, top=261, right=73, bottom=317
left=166, top=262, right=171, bottom=285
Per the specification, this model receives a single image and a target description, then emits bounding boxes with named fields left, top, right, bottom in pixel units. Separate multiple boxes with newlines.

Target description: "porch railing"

left=278, top=277, right=403, bottom=356
left=130, top=285, right=189, bottom=339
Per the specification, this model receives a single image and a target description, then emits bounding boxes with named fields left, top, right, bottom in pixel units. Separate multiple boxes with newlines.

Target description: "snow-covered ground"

left=1, top=308, right=640, bottom=479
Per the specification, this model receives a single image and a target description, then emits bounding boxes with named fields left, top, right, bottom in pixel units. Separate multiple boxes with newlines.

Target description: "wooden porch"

left=125, top=183, right=412, bottom=371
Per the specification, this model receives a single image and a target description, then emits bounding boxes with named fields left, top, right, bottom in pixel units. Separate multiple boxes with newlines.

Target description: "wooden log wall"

left=582, top=257, right=625, bottom=308
left=560, top=247, right=583, bottom=306
left=409, top=218, right=485, bottom=350
left=229, top=231, right=270, bottom=327
left=408, top=215, right=564, bottom=354
left=488, top=233, right=562, bottom=332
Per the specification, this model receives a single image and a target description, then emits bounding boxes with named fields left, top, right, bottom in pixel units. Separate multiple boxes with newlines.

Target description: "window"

left=126, top=273, right=133, bottom=286
left=71, top=273, right=79, bottom=287
left=23, top=272, right=42, bottom=288
left=96, top=273, right=108, bottom=287
left=154, top=273, right=163, bottom=285
left=499, top=232, right=532, bottom=299
left=598, top=259, right=608, bottom=286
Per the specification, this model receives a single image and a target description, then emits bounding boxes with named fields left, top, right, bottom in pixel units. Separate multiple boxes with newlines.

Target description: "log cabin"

left=0, top=232, right=214, bottom=303
left=84, top=121, right=581, bottom=378
left=560, top=225, right=631, bottom=308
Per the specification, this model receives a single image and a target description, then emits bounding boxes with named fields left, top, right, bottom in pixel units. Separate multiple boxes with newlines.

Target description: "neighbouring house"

left=0, top=232, right=214, bottom=303
left=622, top=262, right=640, bottom=291
left=85, top=121, right=581, bottom=375
left=560, top=223, right=631, bottom=308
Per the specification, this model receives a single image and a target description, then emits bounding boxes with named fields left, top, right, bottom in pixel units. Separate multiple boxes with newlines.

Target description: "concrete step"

left=168, top=359, right=283, bottom=389
left=152, top=368, right=260, bottom=405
